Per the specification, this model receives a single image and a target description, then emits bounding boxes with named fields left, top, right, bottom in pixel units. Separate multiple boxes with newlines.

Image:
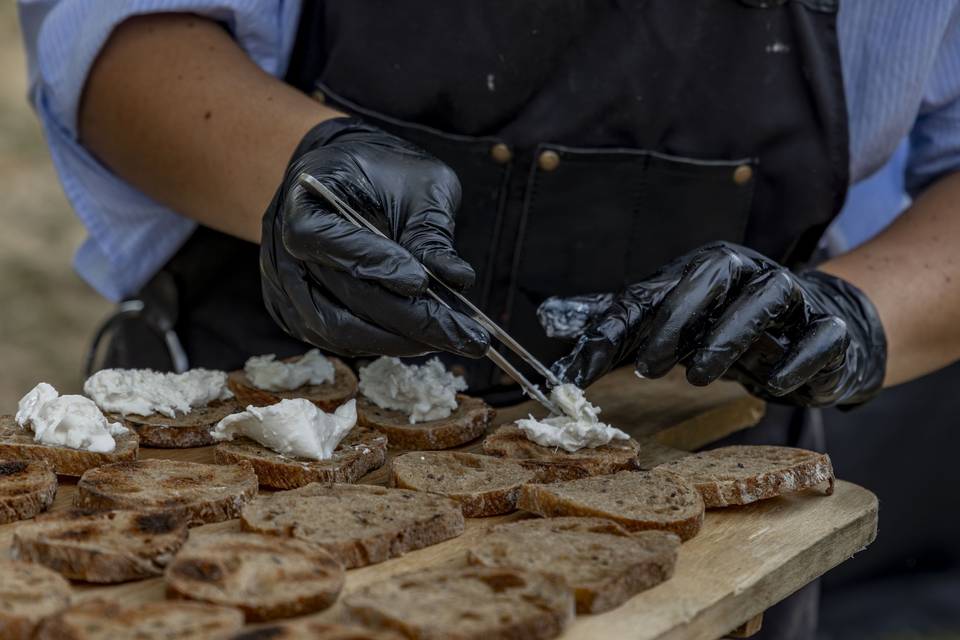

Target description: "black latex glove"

left=542, top=242, right=887, bottom=407
left=261, top=117, right=490, bottom=357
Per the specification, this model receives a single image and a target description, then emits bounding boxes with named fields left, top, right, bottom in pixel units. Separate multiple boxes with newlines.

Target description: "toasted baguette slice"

left=468, top=517, right=679, bottom=613
left=35, top=601, right=244, bottom=639
left=166, top=532, right=344, bottom=621
left=224, top=619, right=405, bottom=640
left=357, top=395, right=494, bottom=450
left=228, top=356, right=358, bottom=412
left=0, top=416, right=138, bottom=476
left=11, top=509, right=188, bottom=583
left=0, top=560, right=72, bottom=640
left=240, top=483, right=464, bottom=568
left=389, top=451, right=538, bottom=517
left=115, top=399, right=241, bottom=448
left=76, top=459, right=258, bottom=526
left=482, top=424, right=641, bottom=481
left=0, top=459, right=57, bottom=524
left=344, top=566, right=574, bottom=640
left=214, top=427, right=387, bottom=489
left=518, top=470, right=704, bottom=541
left=654, top=445, right=836, bottom=507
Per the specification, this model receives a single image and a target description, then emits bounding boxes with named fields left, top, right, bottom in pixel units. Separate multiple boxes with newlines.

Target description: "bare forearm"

left=820, top=171, right=960, bottom=386
left=79, top=13, right=343, bottom=242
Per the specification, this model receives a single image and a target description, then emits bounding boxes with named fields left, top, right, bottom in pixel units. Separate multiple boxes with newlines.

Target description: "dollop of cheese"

left=516, top=383, right=630, bottom=453
left=16, top=383, right=127, bottom=453
left=211, top=398, right=356, bottom=460
left=358, top=357, right=467, bottom=424
left=83, top=368, right=233, bottom=418
left=243, top=349, right=335, bottom=391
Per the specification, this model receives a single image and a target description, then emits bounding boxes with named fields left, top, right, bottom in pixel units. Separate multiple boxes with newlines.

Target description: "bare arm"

left=820, top=171, right=960, bottom=386
left=79, top=13, right=344, bottom=243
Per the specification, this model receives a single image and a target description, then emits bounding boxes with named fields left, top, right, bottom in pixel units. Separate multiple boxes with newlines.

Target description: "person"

left=17, top=2, right=960, bottom=638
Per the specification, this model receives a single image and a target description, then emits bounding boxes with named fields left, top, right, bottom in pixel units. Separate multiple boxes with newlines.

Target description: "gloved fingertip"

left=634, top=354, right=672, bottom=380
left=424, top=253, right=477, bottom=291
left=380, top=264, right=430, bottom=298
left=453, top=326, right=491, bottom=359
left=684, top=366, right=711, bottom=387
left=684, top=354, right=723, bottom=387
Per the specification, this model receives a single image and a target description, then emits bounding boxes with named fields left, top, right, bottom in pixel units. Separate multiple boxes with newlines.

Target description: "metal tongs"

left=298, top=173, right=563, bottom=415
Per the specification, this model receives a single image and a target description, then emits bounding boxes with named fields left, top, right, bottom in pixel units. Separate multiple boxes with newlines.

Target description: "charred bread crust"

left=165, top=533, right=344, bottom=621
left=75, top=459, right=257, bottom=526
left=113, top=400, right=241, bottom=449
left=0, top=459, right=57, bottom=525
left=343, top=566, right=574, bottom=640
left=357, top=395, right=495, bottom=451
left=227, top=356, right=358, bottom=412
left=213, top=427, right=387, bottom=489
left=654, top=445, right=836, bottom=507
left=482, top=424, right=641, bottom=481
left=11, top=509, right=188, bottom=583
left=240, top=483, right=464, bottom=569
left=467, top=517, right=680, bottom=614
left=388, top=451, right=538, bottom=517
left=518, top=470, right=705, bottom=541
left=0, top=416, right=138, bottom=477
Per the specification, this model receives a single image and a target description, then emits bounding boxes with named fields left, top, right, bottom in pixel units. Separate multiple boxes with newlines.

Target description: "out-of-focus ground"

left=0, top=4, right=110, bottom=408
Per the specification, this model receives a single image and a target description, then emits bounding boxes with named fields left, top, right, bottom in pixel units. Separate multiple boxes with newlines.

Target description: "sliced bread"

left=0, top=459, right=57, bottom=524
left=468, top=517, right=680, bottom=613
left=518, top=470, right=704, bottom=541
left=213, top=426, right=387, bottom=489
left=228, top=356, right=358, bottom=412
left=654, top=445, right=835, bottom=507
left=389, top=451, right=538, bottom=517
left=11, top=509, right=188, bottom=583
left=35, top=601, right=244, bottom=639
left=165, top=532, right=344, bottom=621
left=357, top=395, right=495, bottom=450
left=240, top=483, right=464, bottom=568
left=75, top=459, right=258, bottom=526
left=482, top=424, right=641, bottom=481
left=0, top=415, right=138, bottom=476
left=224, top=619, right=405, bottom=640
left=0, top=560, right=72, bottom=640
left=115, top=399, right=240, bottom=448
left=343, top=566, right=574, bottom=640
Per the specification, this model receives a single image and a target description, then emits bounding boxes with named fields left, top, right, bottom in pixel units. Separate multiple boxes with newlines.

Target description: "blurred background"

left=0, top=2, right=109, bottom=409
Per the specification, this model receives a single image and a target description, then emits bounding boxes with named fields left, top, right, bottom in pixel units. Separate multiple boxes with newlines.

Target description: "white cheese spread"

left=211, top=398, right=356, bottom=460
left=516, top=383, right=630, bottom=453
left=243, top=349, right=336, bottom=391
left=358, top=356, right=467, bottom=423
left=83, top=368, right=233, bottom=418
left=16, top=383, right=127, bottom=453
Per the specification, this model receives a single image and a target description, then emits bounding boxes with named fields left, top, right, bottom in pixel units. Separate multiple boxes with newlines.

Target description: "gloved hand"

left=261, top=117, right=489, bottom=357
left=541, top=242, right=887, bottom=407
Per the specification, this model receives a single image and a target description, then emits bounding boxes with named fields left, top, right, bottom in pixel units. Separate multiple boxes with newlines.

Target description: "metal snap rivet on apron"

left=311, top=89, right=326, bottom=103
left=490, top=143, right=512, bottom=164
left=733, top=164, right=754, bottom=185
left=538, top=150, right=561, bottom=172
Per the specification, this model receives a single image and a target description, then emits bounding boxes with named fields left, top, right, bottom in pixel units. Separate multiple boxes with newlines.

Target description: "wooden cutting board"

left=0, top=368, right=879, bottom=639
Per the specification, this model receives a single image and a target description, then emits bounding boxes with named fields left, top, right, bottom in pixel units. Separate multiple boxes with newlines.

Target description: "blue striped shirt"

left=17, top=0, right=960, bottom=300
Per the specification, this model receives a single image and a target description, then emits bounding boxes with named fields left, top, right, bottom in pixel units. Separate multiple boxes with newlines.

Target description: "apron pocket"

left=515, top=144, right=757, bottom=300
left=626, top=151, right=757, bottom=280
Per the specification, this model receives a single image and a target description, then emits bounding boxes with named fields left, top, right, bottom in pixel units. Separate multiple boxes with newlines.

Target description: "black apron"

left=104, top=0, right=849, bottom=407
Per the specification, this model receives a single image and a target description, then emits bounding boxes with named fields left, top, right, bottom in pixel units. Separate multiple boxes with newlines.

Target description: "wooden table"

left=0, top=369, right=879, bottom=639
